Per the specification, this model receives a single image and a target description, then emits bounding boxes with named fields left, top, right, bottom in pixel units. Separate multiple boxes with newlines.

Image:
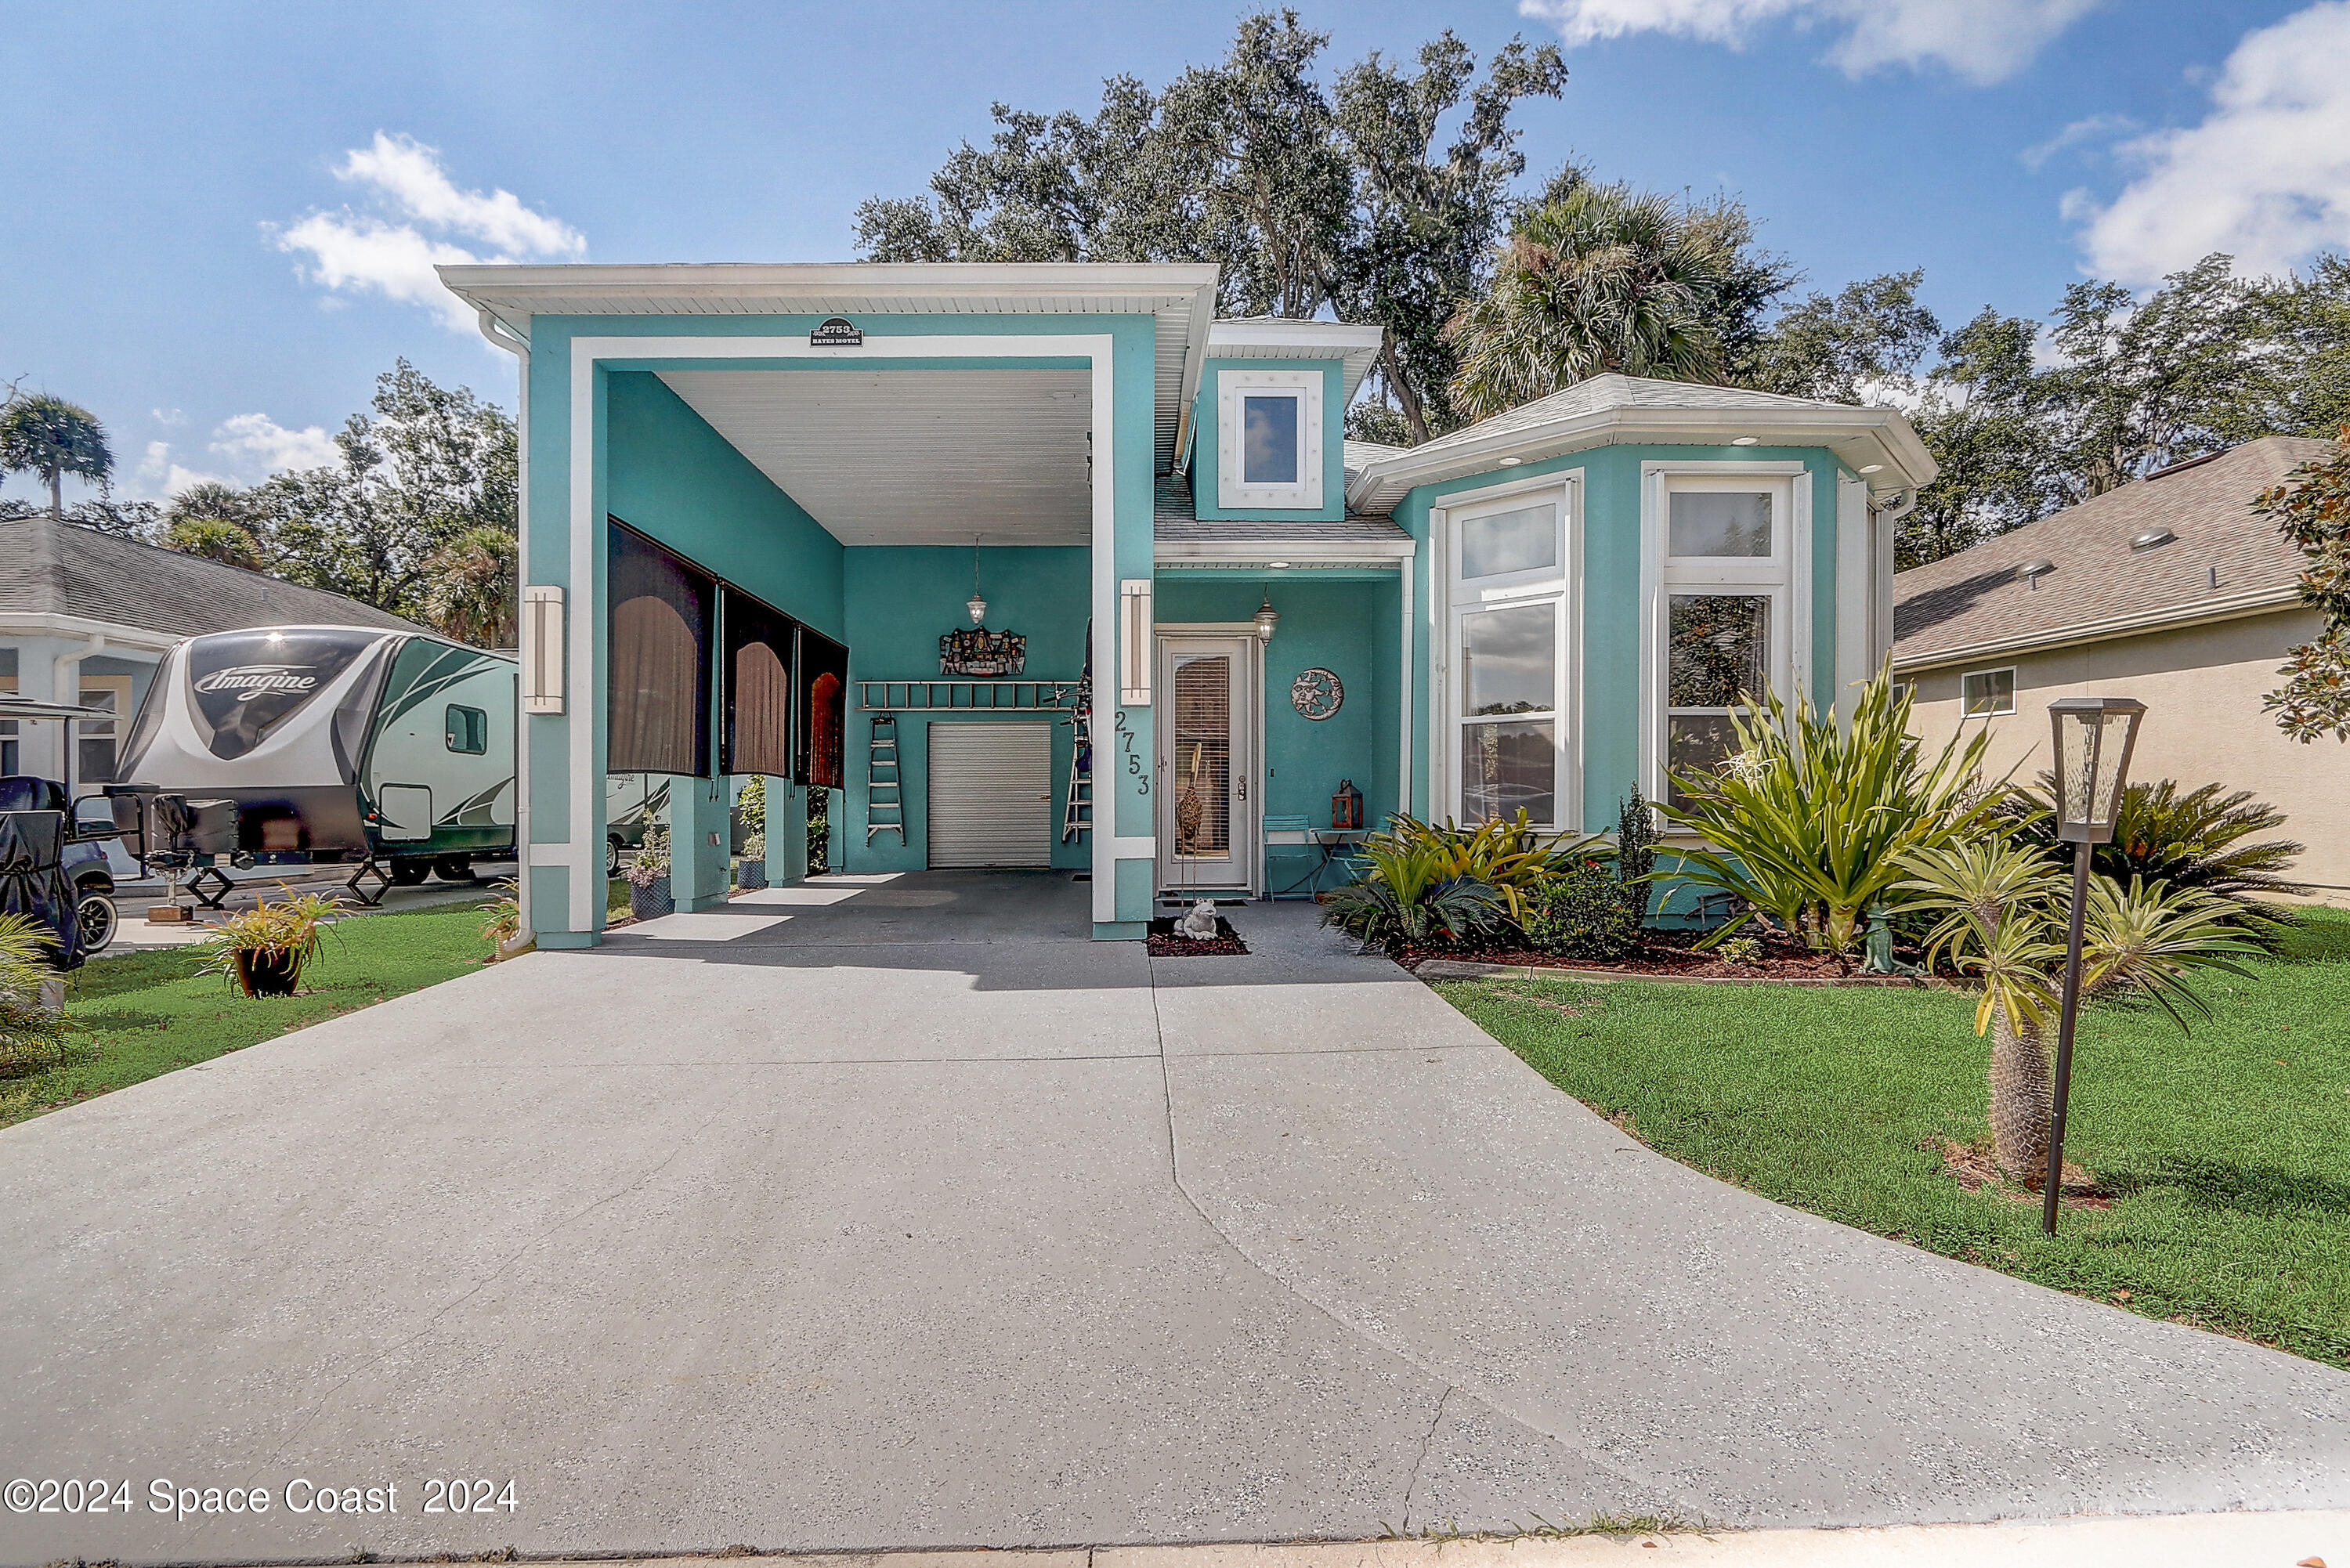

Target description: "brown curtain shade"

left=722, top=584, right=795, bottom=779
left=609, top=522, right=712, bottom=775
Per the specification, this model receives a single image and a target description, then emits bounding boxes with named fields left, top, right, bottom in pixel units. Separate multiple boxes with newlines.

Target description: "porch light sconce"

left=1254, top=591, right=1280, bottom=643
left=967, top=542, right=988, bottom=625
left=520, top=585, right=565, bottom=714
left=1119, top=579, right=1152, bottom=705
left=2039, top=695, right=2147, bottom=1237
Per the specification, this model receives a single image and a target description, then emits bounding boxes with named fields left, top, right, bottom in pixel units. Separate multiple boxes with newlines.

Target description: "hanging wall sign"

left=941, top=627, right=1027, bottom=677
left=1290, top=667, right=1344, bottom=721
left=810, top=317, right=862, bottom=348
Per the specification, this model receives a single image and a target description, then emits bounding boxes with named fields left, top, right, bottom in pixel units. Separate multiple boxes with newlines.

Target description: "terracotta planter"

left=234, top=949, right=302, bottom=998
left=630, top=876, right=674, bottom=922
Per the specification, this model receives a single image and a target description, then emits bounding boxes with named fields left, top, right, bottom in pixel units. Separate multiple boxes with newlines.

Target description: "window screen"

left=721, top=584, right=797, bottom=779
left=608, top=520, right=713, bottom=775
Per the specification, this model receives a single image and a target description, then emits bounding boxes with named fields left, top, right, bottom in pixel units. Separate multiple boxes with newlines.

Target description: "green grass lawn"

left=1438, top=906, right=2350, bottom=1369
left=2, top=906, right=490, bottom=1130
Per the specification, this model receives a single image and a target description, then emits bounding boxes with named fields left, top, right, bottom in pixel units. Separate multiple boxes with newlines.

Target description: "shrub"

left=1376, top=811, right=1603, bottom=927
left=627, top=824, right=671, bottom=887
left=1662, top=667, right=2001, bottom=952
left=1318, top=834, right=1505, bottom=952
left=2003, top=775, right=2305, bottom=945
left=1616, top=785, right=1660, bottom=923
left=479, top=878, right=522, bottom=952
left=738, top=775, right=766, bottom=836
left=0, top=914, right=70, bottom=1075
left=1521, top=861, right=1643, bottom=959
left=191, top=888, right=342, bottom=990
left=742, top=830, right=766, bottom=862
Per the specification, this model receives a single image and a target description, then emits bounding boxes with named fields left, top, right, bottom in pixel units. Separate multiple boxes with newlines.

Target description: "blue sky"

left=5, top=1, right=2341, bottom=508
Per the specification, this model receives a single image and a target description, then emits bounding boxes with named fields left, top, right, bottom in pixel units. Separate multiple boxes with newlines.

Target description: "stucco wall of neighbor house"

left=1187, top=358, right=1350, bottom=522
left=1153, top=572, right=1401, bottom=845
left=837, top=545, right=1092, bottom=874
left=521, top=311, right=1162, bottom=941
left=1902, top=605, right=2348, bottom=897
left=1389, top=443, right=1850, bottom=836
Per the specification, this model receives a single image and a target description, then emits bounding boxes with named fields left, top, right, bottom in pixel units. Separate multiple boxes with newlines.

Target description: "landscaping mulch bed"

left=1147, top=914, right=1249, bottom=957
left=1394, top=930, right=1925, bottom=985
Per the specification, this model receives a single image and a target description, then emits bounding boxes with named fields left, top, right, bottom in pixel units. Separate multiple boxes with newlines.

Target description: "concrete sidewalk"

left=2, top=873, right=2345, bottom=1566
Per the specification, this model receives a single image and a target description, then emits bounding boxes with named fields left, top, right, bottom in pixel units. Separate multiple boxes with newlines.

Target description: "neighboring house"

left=0, top=513, right=425, bottom=795
left=437, top=260, right=1932, bottom=945
left=1893, top=435, right=2345, bottom=898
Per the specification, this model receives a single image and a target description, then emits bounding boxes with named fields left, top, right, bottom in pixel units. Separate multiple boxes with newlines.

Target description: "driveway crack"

left=1401, top=1384, right=1452, bottom=1530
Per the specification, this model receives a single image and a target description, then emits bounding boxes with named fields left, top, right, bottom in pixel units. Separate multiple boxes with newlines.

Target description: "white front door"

left=1155, top=634, right=1257, bottom=895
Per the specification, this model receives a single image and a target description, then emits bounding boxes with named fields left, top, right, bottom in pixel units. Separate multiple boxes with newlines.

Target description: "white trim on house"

left=562, top=331, right=1128, bottom=933
left=1204, top=319, right=1383, bottom=404
left=1347, top=395, right=1933, bottom=515
left=1638, top=461, right=1806, bottom=811
left=1153, top=539, right=1415, bottom=565
left=1430, top=475, right=1582, bottom=832
left=1216, top=368, right=1325, bottom=510
left=0, top=613, right=181, bottom=655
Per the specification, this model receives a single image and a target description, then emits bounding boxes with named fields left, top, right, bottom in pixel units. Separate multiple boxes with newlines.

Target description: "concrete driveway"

left=4, top=870, right=2346, bottom=1564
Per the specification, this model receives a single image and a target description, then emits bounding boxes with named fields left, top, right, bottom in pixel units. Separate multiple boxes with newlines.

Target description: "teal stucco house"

left=437, top=262, right=1934, bottom=945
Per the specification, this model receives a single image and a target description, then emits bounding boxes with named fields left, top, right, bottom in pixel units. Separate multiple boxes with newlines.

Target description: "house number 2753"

left=1114, top=710, right=1149, bottom=796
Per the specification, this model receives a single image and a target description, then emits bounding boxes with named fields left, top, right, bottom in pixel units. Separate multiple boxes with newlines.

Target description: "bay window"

left=1446, top=485, right=1573, bottom=827
left=1651, top=471, right=1799, bottom=810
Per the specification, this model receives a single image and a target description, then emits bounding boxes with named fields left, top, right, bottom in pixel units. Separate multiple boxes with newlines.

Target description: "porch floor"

left=2, top=876, right=2345, bottom=1562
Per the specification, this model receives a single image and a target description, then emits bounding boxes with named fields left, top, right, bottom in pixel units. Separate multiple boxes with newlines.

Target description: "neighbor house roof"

left=439, top=261, right=1223, bottom=475
left=1891, top=435, right=2328, bottom=670
left=1343, top=373, right=1936, bottom=514
left=0, top=515, right=426, bottom=647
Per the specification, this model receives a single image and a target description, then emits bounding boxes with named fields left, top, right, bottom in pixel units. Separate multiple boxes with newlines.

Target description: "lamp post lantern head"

left=2047, top=695, right=2146, bottom=844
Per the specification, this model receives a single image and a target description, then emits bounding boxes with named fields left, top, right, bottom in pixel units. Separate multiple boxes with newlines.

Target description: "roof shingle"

left=1891, top=436, right=2326, bottom=667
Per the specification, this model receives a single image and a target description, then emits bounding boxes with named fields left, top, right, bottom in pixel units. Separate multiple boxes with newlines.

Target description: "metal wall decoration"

left=1290, top=667, right=1344, bottom=721
left=940, top=626, right=1027, bottom=677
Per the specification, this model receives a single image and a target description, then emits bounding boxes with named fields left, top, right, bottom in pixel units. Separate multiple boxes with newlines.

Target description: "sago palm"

left=1897, top=839, right=2258, bottom=1183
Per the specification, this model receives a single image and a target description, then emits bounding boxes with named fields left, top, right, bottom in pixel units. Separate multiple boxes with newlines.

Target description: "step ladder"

left=865, top=714, right=906, bottom=845
left=1061, top=649, right=1093, bottom=844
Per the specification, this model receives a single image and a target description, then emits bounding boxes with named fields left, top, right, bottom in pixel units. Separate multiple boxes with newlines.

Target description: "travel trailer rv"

left=116, top=626, right=515, bottom=885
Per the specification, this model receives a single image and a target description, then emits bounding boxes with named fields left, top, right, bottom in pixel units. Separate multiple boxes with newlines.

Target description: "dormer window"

left=1217, top=369, right=1323, bottom=509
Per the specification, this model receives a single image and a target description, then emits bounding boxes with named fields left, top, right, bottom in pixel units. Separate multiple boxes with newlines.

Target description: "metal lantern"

left=967, top=542, right=989, bottom=625
left=2047, top=696, right=2146, bottom=844
left=2039, top=694, right=2146, bottom=1236
left=1254, top=591, right=1279, bottom=643
left=1332, top=779, right=1363, bottom=832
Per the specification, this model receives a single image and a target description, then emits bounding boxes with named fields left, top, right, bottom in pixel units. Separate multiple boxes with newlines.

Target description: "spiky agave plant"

left=1897, top=837, right=2258, bottom=1183
left=1661, top=667, right=2003, bottom=952
left=1318, top=833, right=1506, bottom=952
left=1377, top=811, right=1605, bottom=928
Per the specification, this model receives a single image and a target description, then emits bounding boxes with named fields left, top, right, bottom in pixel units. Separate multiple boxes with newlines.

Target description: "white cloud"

left=274, top=131, right=584, bottom=334
left=211, top=413, right=340, bottom=474
left=1517, top=0, right=2101, bottom=84
left=2021, top=112, right=2135, bottom=172
left=126, top=440, right=227, bottom=505
left=2070, top=2, right=2350, bottom=285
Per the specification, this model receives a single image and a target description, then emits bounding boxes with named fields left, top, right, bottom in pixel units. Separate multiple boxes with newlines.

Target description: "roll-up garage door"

left=927, top=721, right=1054, bottom=868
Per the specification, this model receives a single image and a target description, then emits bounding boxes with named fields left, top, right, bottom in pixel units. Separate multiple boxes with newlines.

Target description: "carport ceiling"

left=659, top=368, right=1092, bottom=546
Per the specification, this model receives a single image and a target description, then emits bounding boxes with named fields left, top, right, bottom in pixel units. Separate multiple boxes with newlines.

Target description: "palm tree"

left=162, top=516, right=267, bottom=571
left=0, top=395, right=114, bottom=518
left=1897, top=838, right=2258, bottom=1183
left=1443, top=182, right=1746, bottom=421
left=420, top=526, right=517, bottom=647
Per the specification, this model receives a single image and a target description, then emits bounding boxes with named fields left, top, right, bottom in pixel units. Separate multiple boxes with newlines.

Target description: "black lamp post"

left=2041, top=695, right=2146, bottom=1236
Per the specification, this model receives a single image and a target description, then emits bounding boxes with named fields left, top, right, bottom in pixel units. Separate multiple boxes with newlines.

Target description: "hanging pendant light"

left=967, top=540, right=988, bottom=625
left=1254, top=587, right=1278, bottom=643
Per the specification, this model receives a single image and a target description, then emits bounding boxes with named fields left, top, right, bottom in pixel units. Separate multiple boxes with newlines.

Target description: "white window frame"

left=1433, top=475, right=1581, bottom=831
left=1217, top=368, right=1324, bottom=510
left=1960, top=666, right=2017, bottom=718
left=1640, top=463, right=1810, bottom=809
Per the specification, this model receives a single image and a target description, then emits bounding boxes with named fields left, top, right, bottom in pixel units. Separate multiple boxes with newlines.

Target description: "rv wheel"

left=432, top=854, right=475, bottom=883
left=387, top=859, right=431, bottom=886
left=75, top=889, right=119, bottom=953
left=607, top=835, right=624, bottom=878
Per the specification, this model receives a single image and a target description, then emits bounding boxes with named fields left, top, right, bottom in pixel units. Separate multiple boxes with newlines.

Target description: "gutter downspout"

left=473, top=305, right=537, bottom=956
left=52, top=630, right=105, bottom=796
left=1871, top=488, right=1918, bottom=670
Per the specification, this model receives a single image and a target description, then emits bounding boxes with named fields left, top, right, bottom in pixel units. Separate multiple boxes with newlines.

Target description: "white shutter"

left=927, top=721, right=1054, bottom=868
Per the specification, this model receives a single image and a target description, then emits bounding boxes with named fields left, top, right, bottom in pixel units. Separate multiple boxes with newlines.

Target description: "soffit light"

left=1858, top=463, right=1884, bottom=475
left=1496, top=455, right=1524, bottom=467
left=1731, top=435, right=1760, bottom=446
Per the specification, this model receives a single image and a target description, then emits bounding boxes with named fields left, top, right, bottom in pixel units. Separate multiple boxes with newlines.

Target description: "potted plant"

left=194, top=887, right=341, bottom=997
left=627, top=824, right=674, bottom=920
left=736, top=832, right=768, bottom=892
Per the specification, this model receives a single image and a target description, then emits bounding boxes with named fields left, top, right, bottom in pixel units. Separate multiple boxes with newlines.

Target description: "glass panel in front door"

left=1171, top=654, right=1231, bottom=859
